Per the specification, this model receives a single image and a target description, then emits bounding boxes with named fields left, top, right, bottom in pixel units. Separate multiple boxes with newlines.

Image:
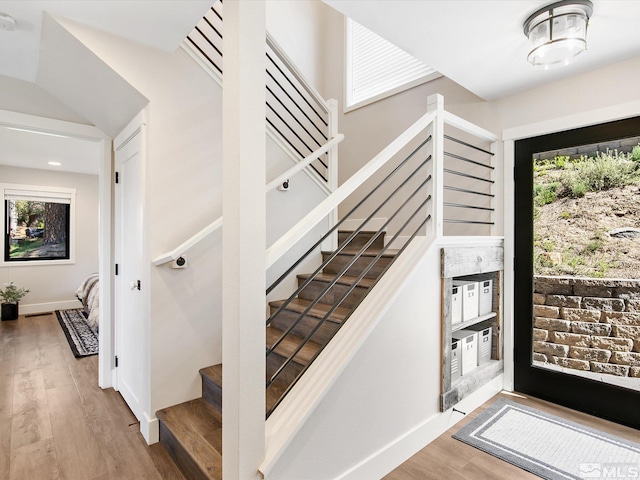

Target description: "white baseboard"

left=141, top=412, right=159, bottom=445
left=20, top=299, right=82, bottom=315
left=338, top=375, right=504, bottom=480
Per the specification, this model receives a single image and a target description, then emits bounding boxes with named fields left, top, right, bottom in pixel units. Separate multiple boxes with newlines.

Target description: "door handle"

left=130, top=280, right=141, bottom=291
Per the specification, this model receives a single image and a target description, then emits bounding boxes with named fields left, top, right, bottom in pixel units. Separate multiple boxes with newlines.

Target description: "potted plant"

left=0, top=282, right=30, bottom=321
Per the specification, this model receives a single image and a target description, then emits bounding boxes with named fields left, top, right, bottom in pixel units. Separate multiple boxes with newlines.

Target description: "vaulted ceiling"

left=0, top=0, right=213, bottom=83
left=0, top=0, right=214, bottom=174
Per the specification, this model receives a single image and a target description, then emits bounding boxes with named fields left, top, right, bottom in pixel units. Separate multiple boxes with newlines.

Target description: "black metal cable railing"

left=266, top=51, right=328, bottom=130
left=266, top=205, right=432, bottom=417
left=186, top=2, right=331, bottom=182
left=443, top=133, right=495, bottom=226
left=266, top=135, right=432, bottom=297
left=444, top=134, right=494, bottom=156
left=265, top=134, right=434, bottom=416
left=266, top=181, right=430, bottom=375
left=266, top=171, right=432, bottom=356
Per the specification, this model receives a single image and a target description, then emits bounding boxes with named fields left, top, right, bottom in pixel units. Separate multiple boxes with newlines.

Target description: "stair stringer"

left=260, top=235, right=438, bottom=477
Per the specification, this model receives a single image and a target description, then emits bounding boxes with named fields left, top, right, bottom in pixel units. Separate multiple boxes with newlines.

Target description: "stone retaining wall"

left=533, top=276, right=640, bottom=378
left=533, top=135, right=640, bottom=161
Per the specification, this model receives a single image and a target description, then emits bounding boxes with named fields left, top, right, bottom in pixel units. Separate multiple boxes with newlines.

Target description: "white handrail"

left=265, top=110, right=437, bottom=270
left=265, top=134, right=344, bottom=193
left=154, top=134, right=344, bottom=266
left=152, top=216, right=223, bottom=265
left=443, top=110, right=499, bottom=142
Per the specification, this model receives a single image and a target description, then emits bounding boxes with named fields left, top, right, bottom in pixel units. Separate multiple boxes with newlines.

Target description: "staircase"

left=156, top=230, right=396, bottom=480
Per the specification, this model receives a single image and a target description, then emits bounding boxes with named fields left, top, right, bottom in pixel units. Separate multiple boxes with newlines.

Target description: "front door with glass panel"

left=514, top=117, right=640, bottom=429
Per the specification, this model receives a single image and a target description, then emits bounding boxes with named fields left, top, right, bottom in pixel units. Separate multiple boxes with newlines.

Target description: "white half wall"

left=266, top=240, right=503, bottom=480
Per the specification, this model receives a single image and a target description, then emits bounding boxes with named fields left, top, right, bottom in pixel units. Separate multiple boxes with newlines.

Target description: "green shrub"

left=534, top=182, right=560, bottom=206
left=568, top=181, right=587, bottom=198
left=632, top=144, right=640, bottom=162
left=553, top=155, right=569, bottom=168
left=559, top=149, right=639, bottom=197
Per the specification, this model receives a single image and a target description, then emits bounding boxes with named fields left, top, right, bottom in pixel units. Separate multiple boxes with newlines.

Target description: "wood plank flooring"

left=0, top=313, right=186, bottom=480
left=2, top=312, right=638, bottom=480
left=384, top=391, right=640, bottom=480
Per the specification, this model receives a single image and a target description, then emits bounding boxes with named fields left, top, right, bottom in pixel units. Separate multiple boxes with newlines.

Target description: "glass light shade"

left=524, top=1, right=593, bottom=69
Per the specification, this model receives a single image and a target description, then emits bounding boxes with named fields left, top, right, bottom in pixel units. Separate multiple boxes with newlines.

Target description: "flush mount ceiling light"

left=48, top=161, right=62, bottom=166
left=523, top=0, right=593, bottom=69
left=0, top=12, right=16, bottom=31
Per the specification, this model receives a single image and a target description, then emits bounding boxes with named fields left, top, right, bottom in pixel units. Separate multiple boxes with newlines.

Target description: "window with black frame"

left=3, top=185, right=74, bottom=262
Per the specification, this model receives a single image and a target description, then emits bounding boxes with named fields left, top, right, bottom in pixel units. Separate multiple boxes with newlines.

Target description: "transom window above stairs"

left=345, top=18, right=441, bottom=111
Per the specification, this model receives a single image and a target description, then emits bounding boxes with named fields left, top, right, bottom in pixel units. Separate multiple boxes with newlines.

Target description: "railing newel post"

left=323, top=99, right=340, bottom=252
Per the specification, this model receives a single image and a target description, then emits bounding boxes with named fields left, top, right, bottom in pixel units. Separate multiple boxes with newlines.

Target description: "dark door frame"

left=514, top=116, right=640, bottom=430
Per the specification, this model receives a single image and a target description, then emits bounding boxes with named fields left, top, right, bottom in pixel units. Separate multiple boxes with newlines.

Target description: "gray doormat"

left=453, top=398, right=640, bottom=480
left=55, top=308, right=98, bottom=357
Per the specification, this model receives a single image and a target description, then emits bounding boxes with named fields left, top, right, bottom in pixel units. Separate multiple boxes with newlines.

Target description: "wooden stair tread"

left=269, top=297, right=350, bottom=321
left=157, top=399, right=222, bottom=480
left=199, top=365, right=222, bottom=385
left=324, top=248, right=398, bottom=257
left=266, top=325, right=321, bottom=365
left=296, top=272, right=376, bottom=288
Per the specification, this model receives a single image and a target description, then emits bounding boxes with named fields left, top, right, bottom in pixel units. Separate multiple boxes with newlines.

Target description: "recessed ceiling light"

left=48, top=161, right=62, bottom=166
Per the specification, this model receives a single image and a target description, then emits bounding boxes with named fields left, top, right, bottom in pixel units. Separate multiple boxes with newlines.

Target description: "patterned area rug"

left=55, top=308, right=98, bottom=357
left=453, top=398, right=640, bottom=480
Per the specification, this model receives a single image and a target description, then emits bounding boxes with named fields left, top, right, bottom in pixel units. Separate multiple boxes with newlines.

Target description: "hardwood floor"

left=0, top=313, right=186, bottom=480
left=384, top=391, right=640, bottom=480
left=2, top=312, right=638, bottom=480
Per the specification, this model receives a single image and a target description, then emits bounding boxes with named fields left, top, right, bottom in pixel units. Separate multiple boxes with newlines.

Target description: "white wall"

left=54, top=13, right=334, bottom=434
left=0, top=166, right=98, bottom=313
left=52, top=18, right=225, bottom=421
left=266, top=135, right=329, bottom=302
left=266, top=0, right=329, bottom=97
left=267, top=2, right=498, bottom=240
left=492, top=56, right=640, bottom=133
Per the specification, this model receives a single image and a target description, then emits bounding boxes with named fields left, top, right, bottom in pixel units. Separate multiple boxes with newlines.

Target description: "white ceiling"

left=2, top=1, right=639, bottom=174
left=324, top=0, right=640, bottom=101
left=0, top=0, right=213, bottom=83
left=0, top=124, right=102, bottom=175
left=0, top=0, right=213, bottom=175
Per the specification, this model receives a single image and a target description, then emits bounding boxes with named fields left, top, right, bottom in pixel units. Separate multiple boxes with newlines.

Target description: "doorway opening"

left=514, top=116, right=640, bottom=429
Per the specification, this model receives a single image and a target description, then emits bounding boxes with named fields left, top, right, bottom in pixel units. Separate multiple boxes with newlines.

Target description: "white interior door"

left=114, top=117, right=145, bottom=422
